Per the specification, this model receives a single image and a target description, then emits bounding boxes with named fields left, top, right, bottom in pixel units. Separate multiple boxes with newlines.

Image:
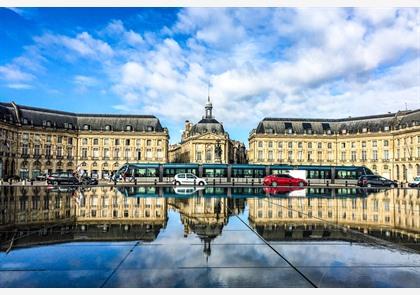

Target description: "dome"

left=190, top=118, right=225, bottom=136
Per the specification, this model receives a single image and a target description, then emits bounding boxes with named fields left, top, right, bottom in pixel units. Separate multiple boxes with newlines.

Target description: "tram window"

left=215, top=169, right=226, bottom=177
left=244, top=169, right=253, bottom=178
left=204, top=169, right=214, bottom=177
left=146, top=168, right=158, bottom=177
left=232, top=169, right=243, bottom=178
left=254, top=169, right=265, bottom=178
left=134, top=168, right=147, bottom=177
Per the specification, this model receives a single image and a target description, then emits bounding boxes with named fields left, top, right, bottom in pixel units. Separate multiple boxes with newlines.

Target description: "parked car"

left=263, top=174, right=308, bottom=187
left=357, top=175, right=398, bottom=188
left=408, top=176, right=420, bottom=188
left=47, top=172, right=79, bottom=185
left=173, top=186, right=205, bottom=195
left=5, top=175, right=21, bottom=182
left=35, top=174, right=48, bottom=181
left=80, top=176, right=98, bottom=185
left=173, top=173, right=207, bottom=186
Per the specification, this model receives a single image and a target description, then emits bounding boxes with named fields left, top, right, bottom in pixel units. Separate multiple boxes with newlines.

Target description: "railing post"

left=326, top=180, right=329, bottom=187
left=213, top=179, right=216, bottom=186
left=251, top=179, right=254, bottom=186
left=232, top=179, right=235, bottom=186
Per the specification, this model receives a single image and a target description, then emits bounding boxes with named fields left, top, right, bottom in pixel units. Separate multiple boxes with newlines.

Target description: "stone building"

left=0, top=102, right=169, bottom=179
left=249, top=109, right=420, bottom=182
left=248, top=189, right=420, bottom=242
left=169, top=96, right=247, bottom=164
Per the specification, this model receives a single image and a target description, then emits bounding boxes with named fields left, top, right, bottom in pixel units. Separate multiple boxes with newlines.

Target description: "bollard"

left=308, top=180, right=311, bottom=186
left=31, top=180, right=34, bottom=186
left=134, top=178, right=137, bottom=186
left=213, top=179, right=216, bottom=186
left=345, top=181, right=348, bottom=187
left=251, top=179, right=254, bottom=186
left=400, top=182, right=404, bottom=188
left=194, top=179, right=196, bottom=187
left=154, top=179, right=157, bottom=186
left=232, top=179, right=235, bottom=186
left=246, top=178, right=248, bottom=184
left=219, top=177, right=221, bottom=184
left=9, top=178, right=12, bottom=185
left=326, top=180, right=329, bottom=187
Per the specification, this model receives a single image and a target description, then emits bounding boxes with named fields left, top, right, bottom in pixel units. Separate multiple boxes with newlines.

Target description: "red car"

left=263, top=174, right=308, bottom=187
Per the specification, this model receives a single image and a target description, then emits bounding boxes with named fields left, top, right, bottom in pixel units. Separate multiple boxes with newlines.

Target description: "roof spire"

left=207, top=82, right=210, bottom=102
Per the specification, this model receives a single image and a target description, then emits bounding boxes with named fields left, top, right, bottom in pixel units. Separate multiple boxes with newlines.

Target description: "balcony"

left=21, top=154, right=30, bottom=159
left=56, top=155, right=63, bottom=160
left=67, top=156, right=74, bottom=160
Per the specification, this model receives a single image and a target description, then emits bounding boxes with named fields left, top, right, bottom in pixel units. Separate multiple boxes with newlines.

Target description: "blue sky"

left=0, top=7, right=419, bottom=145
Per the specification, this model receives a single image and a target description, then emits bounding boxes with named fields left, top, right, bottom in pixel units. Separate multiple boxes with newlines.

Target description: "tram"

left=112, top=163, right=374, bottom=185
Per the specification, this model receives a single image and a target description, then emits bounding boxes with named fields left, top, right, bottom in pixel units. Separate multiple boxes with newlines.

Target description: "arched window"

left=105, top=125, right=111, bottom=131
left=126, top=125, right=132, bottom=131
left=83, top=124, right=90, bottom=130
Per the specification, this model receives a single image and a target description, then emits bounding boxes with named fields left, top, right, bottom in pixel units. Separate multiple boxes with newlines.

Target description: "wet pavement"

left=0, top=186, right=419, bottom=287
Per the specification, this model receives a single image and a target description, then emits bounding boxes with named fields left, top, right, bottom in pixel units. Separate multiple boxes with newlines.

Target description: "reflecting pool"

left=0, top=186, right=419, bottom=287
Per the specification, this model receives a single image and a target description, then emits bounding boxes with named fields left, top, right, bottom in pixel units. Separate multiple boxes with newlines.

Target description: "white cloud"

left=0, top=64, right=34, bottom=82
left=2, top=8, right=419, bottom=145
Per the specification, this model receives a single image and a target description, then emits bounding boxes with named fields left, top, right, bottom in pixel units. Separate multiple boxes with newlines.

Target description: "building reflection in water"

left=0, top=186, right=419, bottom=253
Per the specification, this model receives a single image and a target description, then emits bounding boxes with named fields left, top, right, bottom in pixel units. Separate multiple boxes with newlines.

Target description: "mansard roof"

left=0, top=101, right=166, bottom=132
left=255, top=109, right=420, bottom=135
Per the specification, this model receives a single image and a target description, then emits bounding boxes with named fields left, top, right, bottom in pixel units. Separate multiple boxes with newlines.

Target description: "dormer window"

left=126, top=125, right=132, bottom=131
left=362, top=128, right=367, bottom=133
left=68, top=123, right=73, bottom=129
left=105, top=125, right=111, bottom=131
left=327, top=130, right=332, bottom=135
left=46, top=121, right=52, bottom=127
left=342, top=129, right=346, bottom=134
left=285, top=122, right=293, bottom=134
left=22, top=118, right=28, bottom=124
left=64, top=123, right=68, bottom=128
left=83, top=124, right=90, bottom=130
left=384, top=126, right=390, bottom=131
left=147, top=126, right=154, bottom=132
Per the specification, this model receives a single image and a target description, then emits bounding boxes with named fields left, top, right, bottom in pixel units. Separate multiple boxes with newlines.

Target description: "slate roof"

left=189, top=117, right=225, bottom=136
left=254, top=109, right=420, bottom=135
left=0, top=102, right=166, bottom=132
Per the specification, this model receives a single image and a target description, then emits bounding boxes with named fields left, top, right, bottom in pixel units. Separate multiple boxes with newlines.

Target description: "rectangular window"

left=277, top=150, right=282, bottom=161
left=351, top=151, right=356, bottom=161
left=383, top=150, right=389, bottom=160
left=157, top=149, right=163, bottom=159
left=93, top=148, right=99, bottom=159
left=93, top=138, right=98, bottom=145
left=103, top=148, right=109, bottom=159
left=341, top=151, right=346, bottom=161
left=372, top=150, right=378, bottom=161
left=125, top=139, right=130, bottom=146
left=124, top=148, right=131, bottom=160
left=372, top=140, right=377, bottom=148
left=46, top=145, right=51, bottom=156
left=258, top=141, right=263, bottom=148
left=57, top=136, right=62, bottom=144
left=362, top=150, right=367, bottom=161
left=268, top=150, right=273, bottom=161
left=146, top=148, right=152, bottom=159
left=82, top=148, right=88, bottom=159
left=57, top=146, right=62, bottom=157
left=115, top=139, right=120, bottom=146
left=257, top=150, right=263, bottom=161
left=268, top=141, right=273, bottom=148
left=114, top=148, right=120, bottom=159
left=34, top=145, right=40, bottom=156
left=22, top=143, right=28, bottom=155
left=288, top=151, right=293, bottom=161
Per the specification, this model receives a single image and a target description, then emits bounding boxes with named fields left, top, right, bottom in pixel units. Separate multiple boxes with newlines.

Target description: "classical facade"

left=169, top=97, right=247, bottom=164
left=0, top=102, right=169, bottom=179
left=249, top=109, right=420, bottom=182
